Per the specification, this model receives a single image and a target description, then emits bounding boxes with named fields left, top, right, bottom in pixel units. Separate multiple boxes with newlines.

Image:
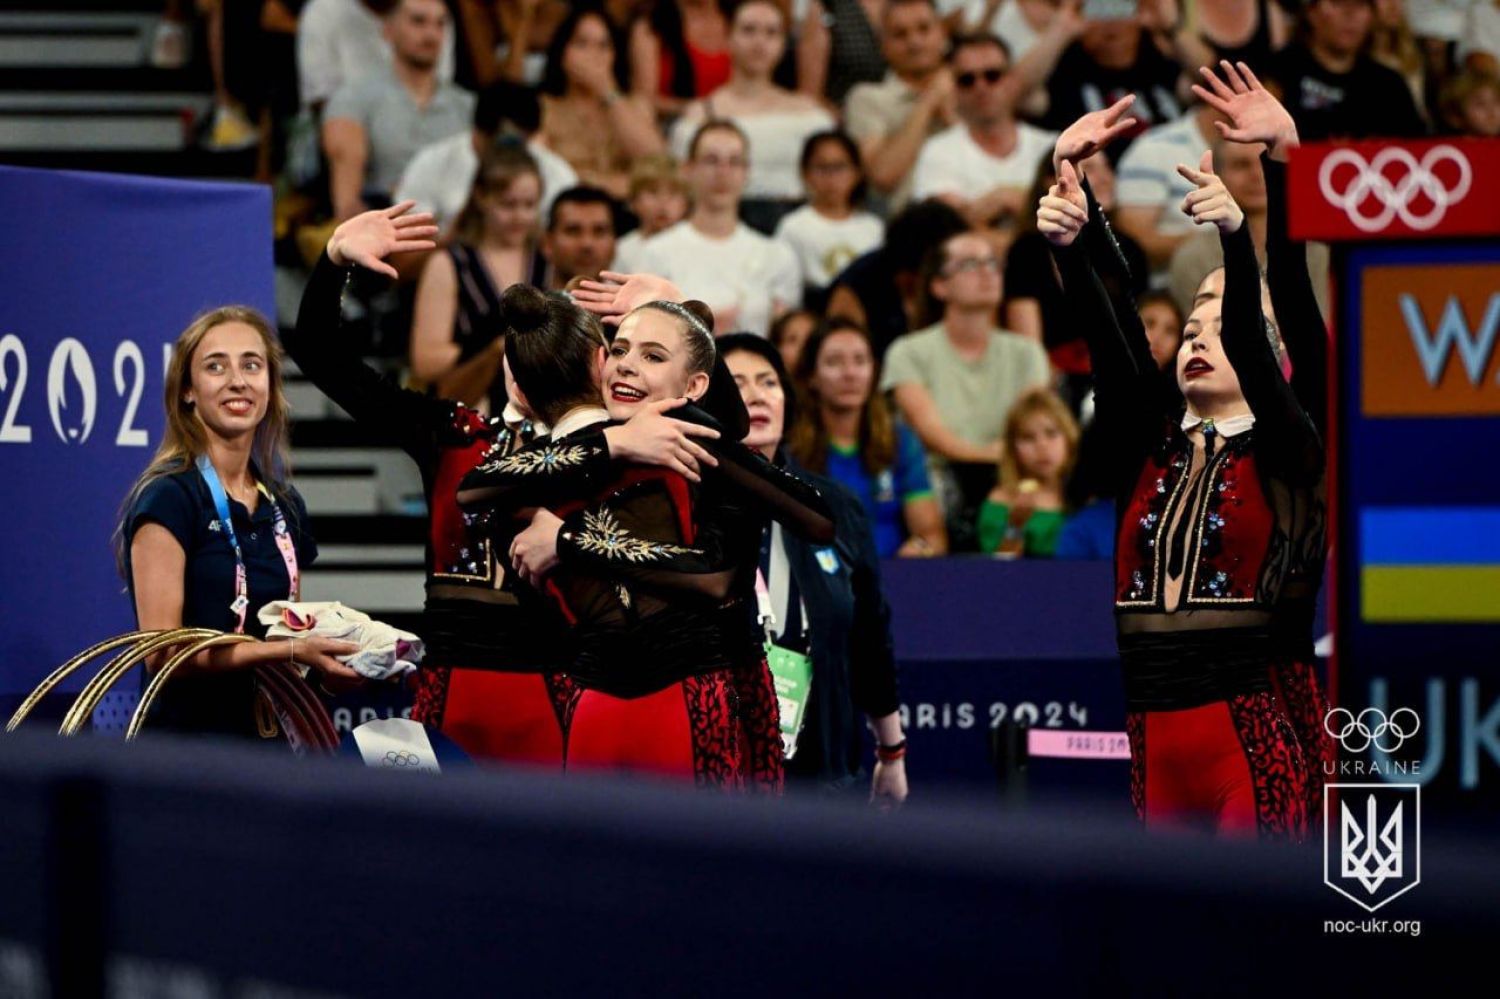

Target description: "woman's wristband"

left=876, top=738, right=907, bottom=763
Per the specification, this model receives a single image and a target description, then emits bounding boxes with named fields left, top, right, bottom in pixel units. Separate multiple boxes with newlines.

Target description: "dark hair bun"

left=502, top=283, right=551, bottom=335
left=680, top=299, right=715, bottom=332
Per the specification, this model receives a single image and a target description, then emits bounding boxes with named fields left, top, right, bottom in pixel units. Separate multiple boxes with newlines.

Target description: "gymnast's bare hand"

left=1177, top=150, right=1245, bottom=234
left=572, top=271, right=686, bottom=325
left=1052, top=94, right=1137, bottom=170
left=510, top=508, right=563, bottom=587
left=327, top=202, right=439, bottom=279
left=1036, top=160, right=1089, bottom=248
left=604, top=398, right=720, bottom=482
left=1192, top=60, right=1300, bottom=162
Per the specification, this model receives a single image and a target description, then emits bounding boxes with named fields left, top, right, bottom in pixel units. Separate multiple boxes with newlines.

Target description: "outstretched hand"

left=1192, top=60, right=1300, bottom=162
left=1177, top=149, right=1245, bottom=234
left=1036, top=159, right=1089, bottom=248
left=327, top=202, right=439, bottom=279
left=1053, top=94, right=1137, bottom=170
left=572, top=271, right=686, bottom=325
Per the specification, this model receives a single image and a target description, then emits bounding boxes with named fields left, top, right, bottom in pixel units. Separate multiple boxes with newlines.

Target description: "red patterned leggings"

left=1126, top=692, right=1310, bottom=842
left=567, top=669, right=741, bottom=789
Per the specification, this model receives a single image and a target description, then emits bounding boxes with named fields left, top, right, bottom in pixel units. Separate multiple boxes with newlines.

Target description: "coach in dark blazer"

left=719, top=333, right=909, bottom=806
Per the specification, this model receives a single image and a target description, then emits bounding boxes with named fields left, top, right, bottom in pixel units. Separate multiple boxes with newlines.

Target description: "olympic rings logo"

left=383, top=750, right=423, bottom=768
left=1323, top=707, right=1421, bottom=754
left=1317, top=145, right=1472, bottom=233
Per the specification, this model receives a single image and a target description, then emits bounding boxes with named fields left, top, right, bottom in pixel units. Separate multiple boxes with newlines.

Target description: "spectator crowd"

left=165, top=0, right=1500, bottom=557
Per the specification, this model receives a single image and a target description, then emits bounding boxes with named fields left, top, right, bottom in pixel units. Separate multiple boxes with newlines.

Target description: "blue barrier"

left=0, top=730, right=1484, bottom=994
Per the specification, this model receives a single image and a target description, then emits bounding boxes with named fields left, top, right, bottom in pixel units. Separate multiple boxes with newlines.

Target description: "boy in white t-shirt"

left=613, top=154, right=691, bottom=274
left=634, top=121, right=801, bottom=336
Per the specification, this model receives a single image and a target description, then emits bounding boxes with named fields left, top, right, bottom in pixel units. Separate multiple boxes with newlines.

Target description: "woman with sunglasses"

left=1038, top=77, right=1326, bottom=840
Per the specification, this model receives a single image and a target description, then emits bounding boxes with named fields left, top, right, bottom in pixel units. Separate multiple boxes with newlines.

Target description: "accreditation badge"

left=765, top=640, right=813, bottom=760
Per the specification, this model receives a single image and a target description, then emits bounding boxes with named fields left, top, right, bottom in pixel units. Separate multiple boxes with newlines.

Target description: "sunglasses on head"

left=956, top=67, right=1005, bottom=89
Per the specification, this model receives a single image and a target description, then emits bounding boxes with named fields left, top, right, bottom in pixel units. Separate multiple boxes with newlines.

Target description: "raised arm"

left=1178, top=150, right=1322, bottom=482
left=1041, top=160, right=1163, bottom=480
left=282, top=205, right=446, bottom=465
left=1192, top=60, right=1328, bottom=434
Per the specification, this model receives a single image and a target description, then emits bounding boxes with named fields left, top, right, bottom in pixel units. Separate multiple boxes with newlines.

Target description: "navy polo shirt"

left=124, top=467, right=318, bottom=737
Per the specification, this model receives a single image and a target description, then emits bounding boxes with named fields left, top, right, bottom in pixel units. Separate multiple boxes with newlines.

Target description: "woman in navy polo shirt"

left=115, top=306, right=360, bottom=739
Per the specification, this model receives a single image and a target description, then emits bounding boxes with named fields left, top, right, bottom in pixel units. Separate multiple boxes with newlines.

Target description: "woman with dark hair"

left=669, top=0, right=837, bottom=231
left=773, top=130, right=884, bottom=310
left=120, top=305, right=361, bottom=739
left=538, top=4, right=664, bottom=200
left=790, top=318, right=945, bottom=557
left=1038, top=67, right=1328, bottom=839
left=631, top=0, right=733, bottom=116
left=410, top=143, right=546, bottom=413
left=718, top=333, right=908, bottom=804
left=459, top=290, right=832, bottom=786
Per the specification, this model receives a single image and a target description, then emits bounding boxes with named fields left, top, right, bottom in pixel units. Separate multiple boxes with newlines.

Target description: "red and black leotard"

left=1259, top=154, right=1335, bottom=826
left=284, top=254, right=576, bottom=768
left=457, top=409, right=834, bottom=790
left=1053, top=176, right=1328, bottom=840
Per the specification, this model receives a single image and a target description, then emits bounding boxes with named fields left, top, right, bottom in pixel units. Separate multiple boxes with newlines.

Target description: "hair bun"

left=680, top=300, right=715, bottom=332
left=501, top=283, right=551, bottom=335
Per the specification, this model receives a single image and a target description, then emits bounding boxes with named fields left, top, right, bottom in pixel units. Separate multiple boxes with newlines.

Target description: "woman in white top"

left=670, top=0, right=836, bottom=232
left=773, top=130, right=884, bottom=310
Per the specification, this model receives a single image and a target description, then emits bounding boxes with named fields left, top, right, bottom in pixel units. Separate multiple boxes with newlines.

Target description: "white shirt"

left=910, top=121, right=1057, bottom=202
left=612, top=229, right=650, bottom=274
left=394, top=132, right=578, bottom=234
left=1116, top=113, right=1214, bottom=236
left=1405, top=0, right=1482, bottom=43
left=1458, top=2, right=1500, bottom=64
left=297, top=0, right=456, bottom=108
left=550, top=407, right=611, bottom=442
left=1181, top=411, right=1255, bottom=438
left=773, top=205, right=885, bottom=290
left=955, top=0, right=1044, bottom=58
left=634, top=220, right=803, bottom=337
left=670, top=107, right=837, bottom=200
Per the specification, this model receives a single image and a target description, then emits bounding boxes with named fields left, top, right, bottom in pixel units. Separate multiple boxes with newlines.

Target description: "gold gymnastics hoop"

left=59, top=628, right=221, bottom=736
left=6, top=630, right=159, bottom=731
left=124, top=633, right=257, bottom=741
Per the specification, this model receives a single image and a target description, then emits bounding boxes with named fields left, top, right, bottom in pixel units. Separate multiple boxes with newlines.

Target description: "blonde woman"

left=118, top=307, right=360, bottom=738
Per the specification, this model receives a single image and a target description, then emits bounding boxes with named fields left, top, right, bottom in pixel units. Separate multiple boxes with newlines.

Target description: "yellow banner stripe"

left=1363, top=566, right=1500, bottom=622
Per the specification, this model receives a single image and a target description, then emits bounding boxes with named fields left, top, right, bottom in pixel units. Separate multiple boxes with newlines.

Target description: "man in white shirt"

left=909, top=33, right=1059, bottom=227
left=322, top=0, right=473, bottom=220
left=395, top=81, right=577, bottom=233
left=1114, top=102, right=1218, bottom=273
left=635, top=121, right=802, bottom=337
left=297, top=0, right=456, bottom=110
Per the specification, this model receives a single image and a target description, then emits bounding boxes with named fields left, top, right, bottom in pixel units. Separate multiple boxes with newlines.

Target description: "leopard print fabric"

left=410, top=666, right=451, bottom=728
left=729, top=659, right=784, bottom=795
left=1227, top=692, right=1310, bottom=843
left=544, top=672, right=583, bottom=765
left=682, top=671, right=742, bottom=790
left=1272, top=660, right=1333, bottom=830
left=1125, top=712, right=1146, bottom=822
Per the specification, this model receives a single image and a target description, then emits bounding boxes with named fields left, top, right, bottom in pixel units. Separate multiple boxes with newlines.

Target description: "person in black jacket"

left=717, top=333, right=908, bottom=806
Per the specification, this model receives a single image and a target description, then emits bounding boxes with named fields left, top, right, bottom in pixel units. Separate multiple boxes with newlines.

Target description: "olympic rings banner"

left=1287, top=138, right=1500, bottom=242
left=0, top=165, right=273, bottom=698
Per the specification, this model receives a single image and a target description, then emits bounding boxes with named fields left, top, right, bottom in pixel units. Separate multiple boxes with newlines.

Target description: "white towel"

left=258, top=600, right=424, bottom=680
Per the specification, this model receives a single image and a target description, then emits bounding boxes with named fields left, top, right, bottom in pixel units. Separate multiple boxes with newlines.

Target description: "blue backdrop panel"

left=1339, top=243, right=1500, bottom=812
left=0, top=165, right=273, bottom=697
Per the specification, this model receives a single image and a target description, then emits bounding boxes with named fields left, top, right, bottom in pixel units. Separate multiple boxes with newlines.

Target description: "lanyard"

left=197, top=455, right=300, bottom=634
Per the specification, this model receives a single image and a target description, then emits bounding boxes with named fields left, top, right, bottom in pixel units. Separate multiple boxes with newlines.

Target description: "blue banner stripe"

left=1361, top=507, right=1500, bottom=564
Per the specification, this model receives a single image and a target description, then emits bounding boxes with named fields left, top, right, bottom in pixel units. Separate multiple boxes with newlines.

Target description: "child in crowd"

left=774, top=131, right=884, bottom=311
left=612, top=154, right=691, bottom=271
left=977, top=387, right=1079, bottom=558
